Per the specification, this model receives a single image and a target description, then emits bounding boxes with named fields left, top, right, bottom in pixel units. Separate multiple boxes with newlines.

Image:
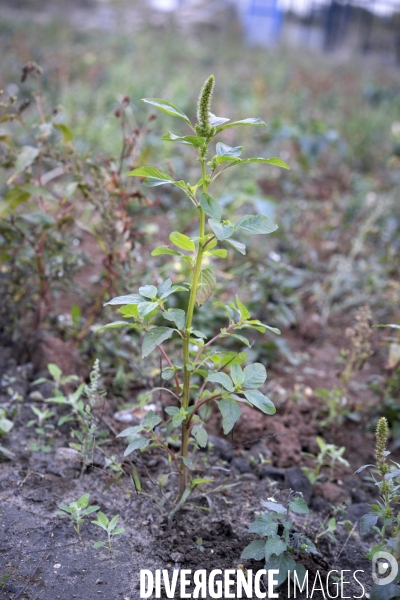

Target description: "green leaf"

left=236, top=296, right=250, bottom=320
left=224, top=157, right=290, bottom=171
left=0, top=417, right=13, bottom=434
left=218, top=399, right=241, bottom=434
left=264, top=536, right=288, bottom=560
left=95, top=321, right=136, bottom=332
left=265, top=553, right=295, bottom=588
left=96, top=512, right=109, bottom=528
left=139, top=285, right=158, bottom=299
left=138, top=301, right=158, bottom=317
left=117, top=426, right=143, bottom=438
left=240, top=540, right=265, bottom=560
left=142, top=327, right=174, bottom=358
left=162, top=132, right=205, bottom=147
left=48, top=363, right=62, bottom=380
left=208, top=219, right=234, bottom=240
left=243, top=390, right=276, bottom=415
left=8, top=145, right=39, bottom=182
left=159, top=284, right=188, bottom=299
left=216, top=118, right=266, bottom=132
left=206, top=249, right=227, bottom=258
left=141, top=410, right=162, bottom=430
left=224, top=239, right=246, bottom=255
left=151, top=245, right=182, bottom=257
left=169, top=232, right=195, bottom=252
left=54, top=123, right=73, bottom=143
left=235, top=214, right=278, bottom=235
left=93, top=541, right=105, bottom=549
left=124, top=437, right=150, bottom=455
left=196, top=268, right=216, bottom=306
left=209, top=113, right=230, bottom=127
left=200, top=193, right=222, bottom=221
left=163, top=309, right=185, bottom=330
left=0, top=186, right=31, bottom=217
left=360, top=513, right=379, bottom=535
left=141, top=98, right=192, bottom=126
left=289, top=496, right=309, bottom=515
left=248, top=514, right=278, bottom=537
left=230, top=364, right=245, bottom=387
left=77, top=493, right=90, bottom=509
left=112, top=527, right=125, bottom=536
left=290, top=563, right=308, bottom=588
left=208, top=372, right=234, bottom=392
left=260, top=500, right=286, bottom=514
left=157, top=279, right=172, bottom=296
left=105, top=294, right=144, bottom=306
left=243, top=363, right=267, bottom=388
left=108, top=514, right=120, bottom=530
left=162, top=368, right=174, bottom=380
left=126, top=166, right=182, bottom=188
left=192, top=426, right=208, bottom=448
left=216, top=142, right=243, bottom=157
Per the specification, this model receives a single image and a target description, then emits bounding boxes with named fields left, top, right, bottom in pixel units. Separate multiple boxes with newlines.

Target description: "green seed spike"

left=375, top=416, right=389, bottom=475
left=196, top=75, right=215, bottom=136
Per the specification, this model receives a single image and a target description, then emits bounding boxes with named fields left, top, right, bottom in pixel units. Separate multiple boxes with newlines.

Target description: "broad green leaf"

left=77, top=493, right=90, bottom=508
left=209, top=112, right=230, bottom=127
left=289, top=496, right=309, bottom=515
left=240, top=540, right=265, bottom=560
left=244, top=390, right=275, bottom=415
left=248, top=514, right=278, bottom=537
left=360, top=513, right=379, bottom=535
left=48, top=363, right=62, bottom=380
left=218, top=399, right=241, bottom=434
left=290, top=563, right=308, bottom=588
left=95, top=321, right=136, bottom=332
left=224, top=239, right=246, bottom=255
left=7, top=145, right=39, bottom=184
left=127, top=166, right=183, bottom=188
left=200, top=193, right=222, bottom=221
left=172, top=412, right=186, bottom=428
left=139, top=285, right=158, bottom=299
left=163, top=308, right=185, bottom=330
left=208, top=219, right=234, bottom=240
left=243, top=363, right=267, bottom=388
left=227, top=333, right=251, bottom=347
left=96, top=512, right=109, bottom=527
left=265, top=553, right=296, bottom=588
left=246, top=319, right=281, bottom=335
left=264, top=536, right=287, bottom=560
left=112, top=527, right=125, bottom=536
left=161, top=368, right=174, bottom=380
left=192, top=425, right=208, bottom=448
left=216, top=117, right=266, bottom=132
left=105, top=294, right=144, bottom=306
left=230, top=364, right=245, bottom=387
left=157, top=279, right=172, bottom=296
left=138, top=301, right=158, bottom=317
left=0, top=186, right=30, bottom=217
left=208, top=372, right=234, bottom=392
left=261, top=500, right=286, bottom=514
left=116, top=425, right=143, bottom=438
left=124, top=437, right=150, bottom=455
left=216, top=142, right=243, bottom=157
left=93, top=541, right=105, bottom=549
left=151, top=245, right=182, bottom=257
left=54, top=123, right=73, bottom=143
left=141, top=98, right=192, bottom=126
left=0, top=417, right=13, bottom=434
left=206, top=249, right=227, bottom=258
left=142, top=327, right=174, bottom=358
left=119, top=305, right=139, bottom=319
left=236, top=296, right=250, bottom=320
left=196, top=268, right=216, bottom=306
left=224, top=157, right=290, bottom=171
left=235, top=214, right=278, bottom=235
left=169, top=232, right=195, bottom=252
left=159, top=284, right=188, bottom=299
left=162, top=132, right=205, bottom=147
left=141, top=410, right=162, bottom=430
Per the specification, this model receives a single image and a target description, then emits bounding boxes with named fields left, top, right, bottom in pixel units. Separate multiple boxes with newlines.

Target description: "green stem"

left=179, top=159, right=208, bottom=497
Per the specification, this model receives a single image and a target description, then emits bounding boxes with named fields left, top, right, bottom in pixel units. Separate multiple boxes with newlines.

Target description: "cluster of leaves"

left=302, top=437, right=349, bottom=484
left=241, top=490, right=317, bottom=590
left=0, top=64, right=152, bottom=343
left=102, top=76, right=289, bottom=497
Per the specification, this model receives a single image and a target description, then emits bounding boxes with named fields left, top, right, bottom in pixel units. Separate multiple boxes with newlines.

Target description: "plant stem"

left=179, top=159, right=208, bottom=497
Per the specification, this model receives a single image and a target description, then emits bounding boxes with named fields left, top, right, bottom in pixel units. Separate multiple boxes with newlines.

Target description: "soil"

left=0, top=318, right=398, bottom=600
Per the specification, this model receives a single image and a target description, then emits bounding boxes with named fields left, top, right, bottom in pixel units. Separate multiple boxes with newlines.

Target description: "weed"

left=57, top=493, right=100, bottom=540
left=92, top=513, right=125, bottom=553
left=241, top=490, right=317, bottom=590
left=302, top=437, right=349, bottom=484
left=356, top=417, right=400, bottom=559
left=101, top=76, right=289, bottom=500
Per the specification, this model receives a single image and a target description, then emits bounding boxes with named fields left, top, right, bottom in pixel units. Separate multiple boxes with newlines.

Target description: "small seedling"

left=33, top=363, right=79, bottom=393
left=315, top=516, right=337, bottom=544
left=241, top=490, right=317, bottom=591
left=302, top=437, right=349, bottom=483
left=92, top=512, right=124, bottom=553
left=57, top=493, right=100, bottom=539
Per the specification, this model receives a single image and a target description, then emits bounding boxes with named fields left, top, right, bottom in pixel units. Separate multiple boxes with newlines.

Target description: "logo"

left=372, top=552, right=398, bottom=586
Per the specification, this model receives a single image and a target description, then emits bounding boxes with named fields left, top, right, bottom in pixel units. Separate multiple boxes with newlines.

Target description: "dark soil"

left=0, top=320, right=397, bottom=600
